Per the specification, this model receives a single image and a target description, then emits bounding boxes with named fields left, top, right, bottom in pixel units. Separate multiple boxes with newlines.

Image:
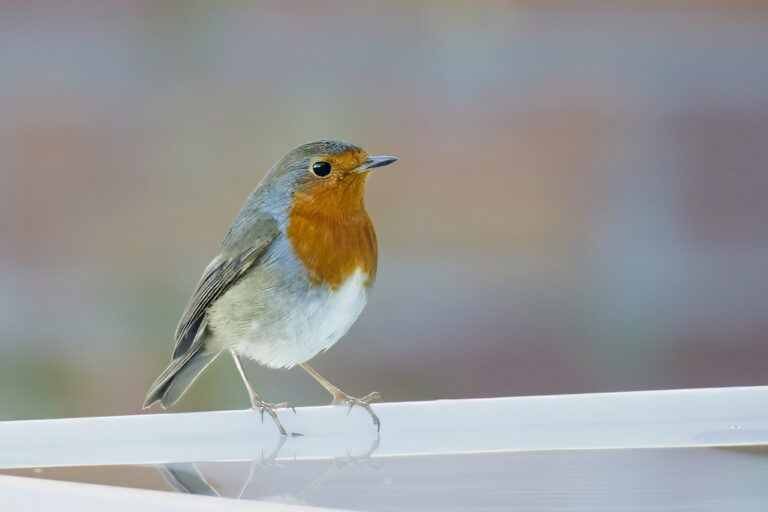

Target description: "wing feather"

left=172, top=229, right=277, bottom=359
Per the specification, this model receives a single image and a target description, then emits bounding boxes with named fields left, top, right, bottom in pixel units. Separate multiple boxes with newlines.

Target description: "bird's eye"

left=312, top=161, right=332, bottom=177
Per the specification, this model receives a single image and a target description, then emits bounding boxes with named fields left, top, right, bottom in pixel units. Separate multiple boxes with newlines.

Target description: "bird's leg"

left=231, top=351, right=294, bottom=436
left=300, top=362, right=382, bottom=431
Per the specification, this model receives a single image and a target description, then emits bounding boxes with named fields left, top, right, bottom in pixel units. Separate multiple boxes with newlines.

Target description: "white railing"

left=2, top=386, right=767, bottom=511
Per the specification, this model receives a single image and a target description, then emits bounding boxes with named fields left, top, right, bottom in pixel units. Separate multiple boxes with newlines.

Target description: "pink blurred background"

left=1, top=1, right=767, bottom=420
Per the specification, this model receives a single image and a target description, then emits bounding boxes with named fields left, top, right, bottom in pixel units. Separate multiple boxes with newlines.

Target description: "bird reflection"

left=293, top=434, right=381, bottom=501
left=157, top=462, right=219, bottom=496
left=157, top=432, right=380, bottom=501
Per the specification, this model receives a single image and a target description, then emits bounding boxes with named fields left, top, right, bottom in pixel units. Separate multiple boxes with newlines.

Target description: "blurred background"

left=1, top=1, right=767, bottom=421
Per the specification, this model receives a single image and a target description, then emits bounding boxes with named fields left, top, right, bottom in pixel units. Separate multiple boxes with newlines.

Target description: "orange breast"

left=287, top=173, right=377, bottom=290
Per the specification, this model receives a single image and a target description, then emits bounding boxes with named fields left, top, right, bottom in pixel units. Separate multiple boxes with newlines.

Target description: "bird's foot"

left=332, top=391, right=382, bottom=431
left=250, top=398, right=295, bottom=436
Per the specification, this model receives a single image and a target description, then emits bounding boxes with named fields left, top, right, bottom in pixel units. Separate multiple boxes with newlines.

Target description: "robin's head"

left=264, top=140, right=397, bottom=214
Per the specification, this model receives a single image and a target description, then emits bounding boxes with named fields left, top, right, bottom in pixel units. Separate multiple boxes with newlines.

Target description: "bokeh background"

left=1, top=1, right=767, bottom=421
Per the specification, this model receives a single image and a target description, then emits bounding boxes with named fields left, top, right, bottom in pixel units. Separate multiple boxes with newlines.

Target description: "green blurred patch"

left=0, top=353, right=87, bottom=420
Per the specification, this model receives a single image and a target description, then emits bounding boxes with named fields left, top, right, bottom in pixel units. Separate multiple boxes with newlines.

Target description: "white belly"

left=208, top=267, right=370, bottom=369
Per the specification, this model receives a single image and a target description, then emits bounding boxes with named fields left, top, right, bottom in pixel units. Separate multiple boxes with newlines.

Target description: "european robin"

left=144, top=140, right=397, bottom=435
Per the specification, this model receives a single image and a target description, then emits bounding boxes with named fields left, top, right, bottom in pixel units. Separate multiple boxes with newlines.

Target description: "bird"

left=143, top=140, right=397, bottom=435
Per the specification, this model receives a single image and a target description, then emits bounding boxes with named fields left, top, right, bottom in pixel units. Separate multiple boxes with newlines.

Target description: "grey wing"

left=172, top=220, right=279, bottom=360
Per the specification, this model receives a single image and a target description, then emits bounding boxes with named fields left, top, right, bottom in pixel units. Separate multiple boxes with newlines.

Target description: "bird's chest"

left=286, top=193, right=377, bottom=290
left=209, top=204, right=378, bottom=367
left=295, top=267, right=371, bottom=350
left=228, top=263, right=371, bottom=368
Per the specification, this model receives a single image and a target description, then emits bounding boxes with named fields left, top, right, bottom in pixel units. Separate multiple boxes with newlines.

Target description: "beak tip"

left=364, top=155, right=398, bottom=170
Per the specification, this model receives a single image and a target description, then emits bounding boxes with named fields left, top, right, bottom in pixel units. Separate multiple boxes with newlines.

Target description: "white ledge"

left=2, top=386, right=768, bottom=469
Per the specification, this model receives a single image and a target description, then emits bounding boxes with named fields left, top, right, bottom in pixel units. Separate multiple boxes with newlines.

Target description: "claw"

left=332, top=391, right=382, bottom=431
left=269, top=402, right=296, bottom=414
left=361, top=391, right=382, bottom=403
left=250, top=399, right=293, bottom=436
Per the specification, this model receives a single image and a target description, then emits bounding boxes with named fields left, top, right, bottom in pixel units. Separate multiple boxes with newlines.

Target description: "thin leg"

left=300, top=362, right=382, bottom=431
left=231, top=351, right=293, bottom=436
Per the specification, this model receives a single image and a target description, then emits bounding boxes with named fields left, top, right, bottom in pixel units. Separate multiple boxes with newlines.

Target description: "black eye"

left=312, top=161, right=332, bottom=177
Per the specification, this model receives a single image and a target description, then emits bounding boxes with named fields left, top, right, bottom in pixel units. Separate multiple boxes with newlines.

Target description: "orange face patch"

left=287, top=149, right=377, bottom=290
left=324, top=148, right=369, bottom=172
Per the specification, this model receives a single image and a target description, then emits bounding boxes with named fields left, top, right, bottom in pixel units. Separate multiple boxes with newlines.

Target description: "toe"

left=361, top=391, right=382, bottom=403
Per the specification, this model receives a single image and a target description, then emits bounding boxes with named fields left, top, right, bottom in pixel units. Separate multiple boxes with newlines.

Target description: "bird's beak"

left=353, top=155, right=398, bottom=173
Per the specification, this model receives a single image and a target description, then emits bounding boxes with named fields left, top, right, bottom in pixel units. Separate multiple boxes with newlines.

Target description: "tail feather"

left=144, top=349, right=219, bottom=409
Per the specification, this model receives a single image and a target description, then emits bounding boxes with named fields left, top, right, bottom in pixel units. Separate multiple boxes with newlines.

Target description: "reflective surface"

left=3, top=390, right=768, bottom=510
left=4, top=447, right=768, bottom=511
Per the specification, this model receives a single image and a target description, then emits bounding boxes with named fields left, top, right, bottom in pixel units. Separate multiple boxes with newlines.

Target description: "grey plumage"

left=144, top=219, right=279, bottom=409
left=174, top=232, right=277, bottom=358
left=143, top=349, right=218, bottom=408
left=143, top=318, right=219, bottom=408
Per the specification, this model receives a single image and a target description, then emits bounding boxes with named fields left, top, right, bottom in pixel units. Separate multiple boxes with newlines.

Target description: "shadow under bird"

left=144, top=140, right=397, bottom=435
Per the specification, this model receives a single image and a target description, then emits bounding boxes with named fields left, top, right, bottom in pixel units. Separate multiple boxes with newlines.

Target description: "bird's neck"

left=287, top=177, right=377, bottom=290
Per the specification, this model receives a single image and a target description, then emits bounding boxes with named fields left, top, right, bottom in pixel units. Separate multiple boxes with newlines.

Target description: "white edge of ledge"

left=1, top=385, right=767, bottom=469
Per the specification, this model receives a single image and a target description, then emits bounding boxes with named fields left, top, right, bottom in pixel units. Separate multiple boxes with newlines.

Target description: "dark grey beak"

left=354, top=155, right=398, bottom=173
